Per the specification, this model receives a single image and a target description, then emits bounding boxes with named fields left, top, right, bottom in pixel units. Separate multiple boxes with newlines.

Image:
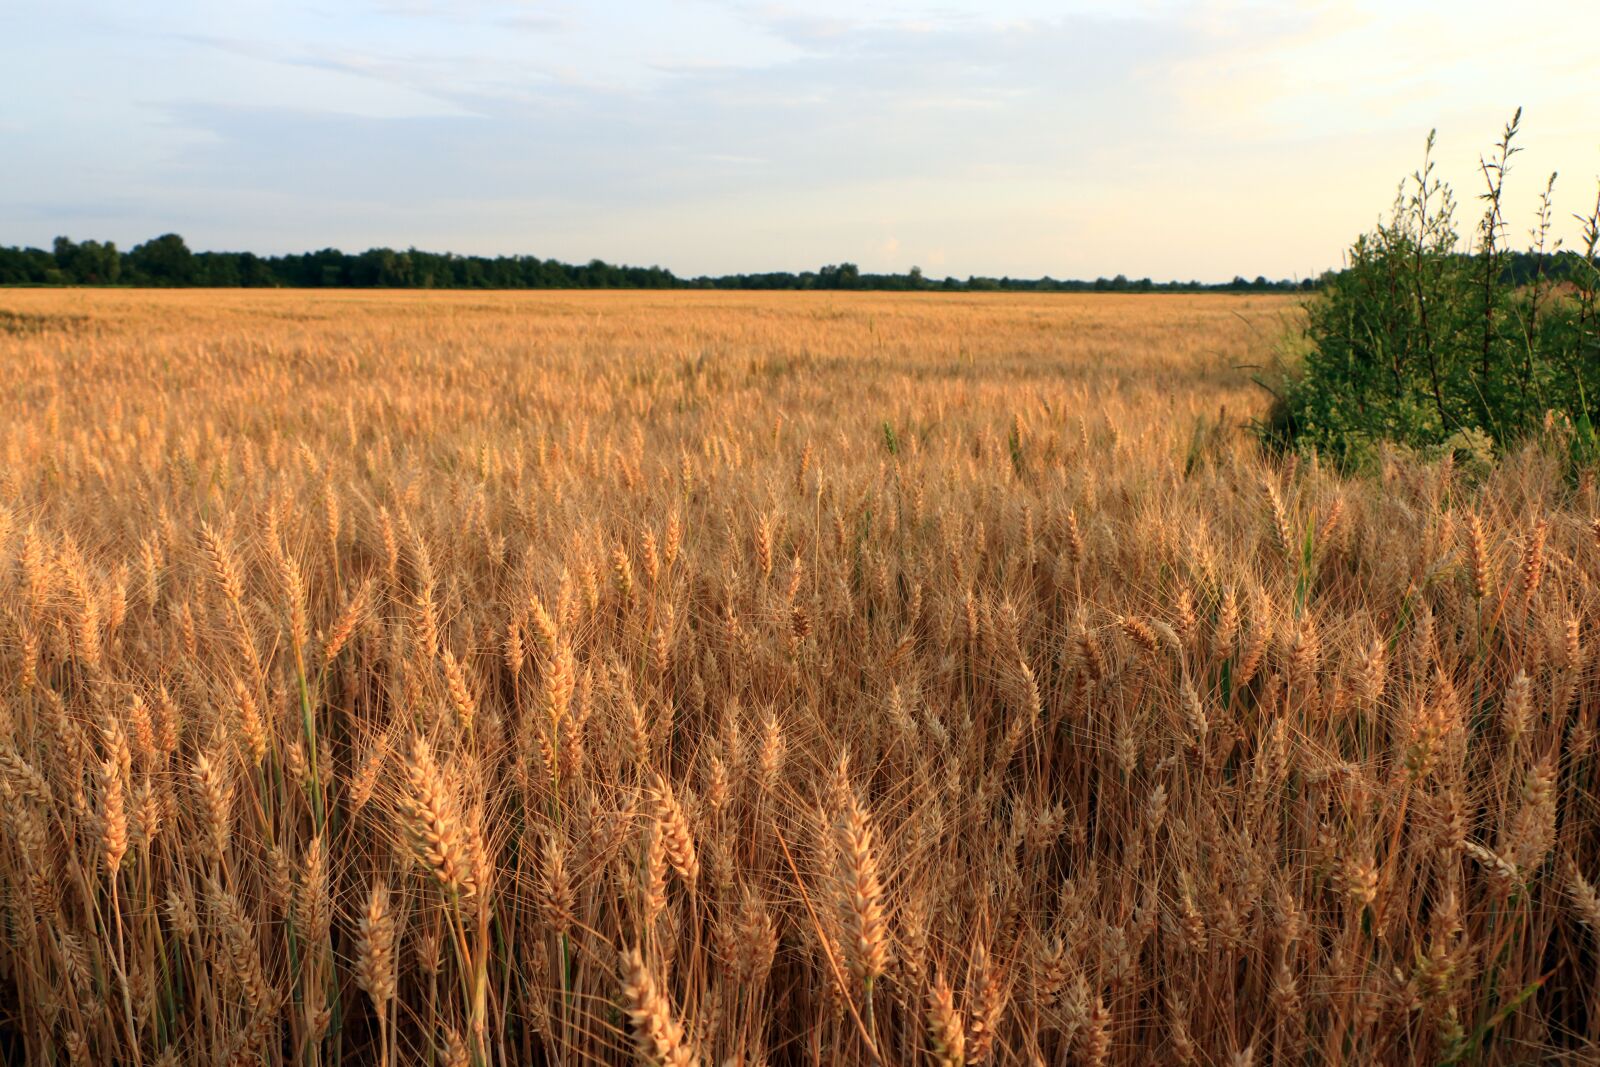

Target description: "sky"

left=2, top=0, right=1596, bottom=282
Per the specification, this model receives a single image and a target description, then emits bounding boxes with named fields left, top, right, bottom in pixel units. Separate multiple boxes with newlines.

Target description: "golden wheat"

left=0, top=287, right=1595, bottom=1064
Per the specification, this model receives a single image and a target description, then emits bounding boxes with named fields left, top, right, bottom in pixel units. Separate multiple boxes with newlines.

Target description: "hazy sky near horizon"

left=3, top=0, right=1596, bottom=281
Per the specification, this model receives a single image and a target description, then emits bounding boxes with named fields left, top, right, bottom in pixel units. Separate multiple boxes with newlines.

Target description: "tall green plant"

left=1278, top=114, right=1600, bottom=465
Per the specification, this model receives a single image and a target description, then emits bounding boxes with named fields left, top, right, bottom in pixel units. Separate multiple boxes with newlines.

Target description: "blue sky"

left=2, top=0, right=1596, bottom=280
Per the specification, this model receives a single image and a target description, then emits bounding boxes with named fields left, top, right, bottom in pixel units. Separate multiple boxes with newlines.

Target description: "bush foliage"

left=1281, top=112, right=1600, bottom=465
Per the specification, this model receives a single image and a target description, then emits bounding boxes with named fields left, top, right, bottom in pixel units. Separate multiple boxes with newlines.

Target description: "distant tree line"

left=1, top=232, right=1333, bottom=293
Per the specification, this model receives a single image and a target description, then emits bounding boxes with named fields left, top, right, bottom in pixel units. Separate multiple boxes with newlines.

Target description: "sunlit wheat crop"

left=0, top=288, right=1596, bottom=1065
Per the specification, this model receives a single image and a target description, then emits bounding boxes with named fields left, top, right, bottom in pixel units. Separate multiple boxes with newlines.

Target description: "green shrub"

left=1278, top=112, right=1600, bottom=466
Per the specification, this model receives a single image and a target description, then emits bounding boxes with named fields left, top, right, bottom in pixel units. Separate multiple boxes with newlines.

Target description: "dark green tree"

left=128, top=234, right=196, bottom=285
left=51, top=237, right=121, bottom=284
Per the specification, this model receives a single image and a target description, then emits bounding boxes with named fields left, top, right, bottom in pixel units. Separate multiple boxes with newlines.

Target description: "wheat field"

left=0, top=288, right=1597, bottom=1066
